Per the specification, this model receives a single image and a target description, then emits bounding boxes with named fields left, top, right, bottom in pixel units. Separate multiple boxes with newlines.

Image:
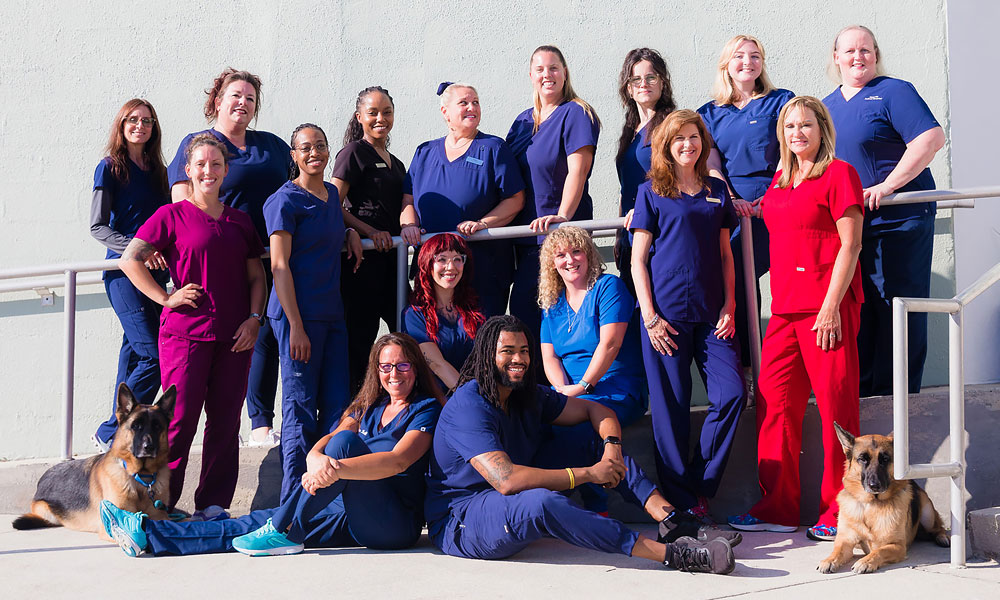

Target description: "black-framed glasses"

left=377, top=362, right=412, bottom=373
left=294, top=143, right=329, bottom=154
left=126, top=116, right=156, bottom=127
left=628, top=75, right=660, bottom=87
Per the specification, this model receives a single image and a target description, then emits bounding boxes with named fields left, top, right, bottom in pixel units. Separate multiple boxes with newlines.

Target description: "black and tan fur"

left=12, top=384, right=175, bottom=538
left=817, top=422, right=950, bottom=574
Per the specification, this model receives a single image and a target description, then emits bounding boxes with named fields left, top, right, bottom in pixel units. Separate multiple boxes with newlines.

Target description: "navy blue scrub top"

left=263, top=181, right=345, bottom=322
left=168, top=129, right=291, bottom=244
left=698, top=88, right=795, bottom=202
left=93, top=158, right=169, bottom=260
left=352, top=395, right=441, bottom=512
left=403, top=133, right=524, bottom=233
left=630, top=177, right=738, bottom=323
left=540, top=274, right=642, bottom=399
left=616, top=123, right=652, bottom=217
left=402, top=306, right=474, bottom=376
left=823, top=76, right=940, bottom=225
left=506, top=101, right=600, bottom=233
left=424, top=381, right=566, bottom=537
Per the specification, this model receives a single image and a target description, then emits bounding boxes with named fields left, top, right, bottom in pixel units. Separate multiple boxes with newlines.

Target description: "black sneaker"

left=658, top=510, right=742, bottom=547
left=663, top=536, right=735, bottom=574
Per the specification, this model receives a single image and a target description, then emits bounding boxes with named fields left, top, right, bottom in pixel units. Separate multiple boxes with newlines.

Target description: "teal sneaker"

left=99, top=500, right=148, bottom=557
left=231, top=518, right=304, bottom=557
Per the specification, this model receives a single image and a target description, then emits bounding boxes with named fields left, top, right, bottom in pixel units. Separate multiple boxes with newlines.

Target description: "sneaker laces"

left=665, top=543, right=711, bottom=572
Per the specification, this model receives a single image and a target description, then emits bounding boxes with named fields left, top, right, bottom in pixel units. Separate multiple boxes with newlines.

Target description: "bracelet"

left=565, top=467, right=576, bottom=490
left=345, top=227, right=358, bottom=236
left=476, top=220, right=488, bottom=229
left=400, top=223, right=419, bottom=229
left=643, top=314, right=660, bottom=329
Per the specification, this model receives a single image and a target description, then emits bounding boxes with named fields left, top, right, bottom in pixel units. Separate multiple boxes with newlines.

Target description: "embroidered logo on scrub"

left=864, top=95, right=883, bottom=101
left=465, top=156, right=484, bottom=166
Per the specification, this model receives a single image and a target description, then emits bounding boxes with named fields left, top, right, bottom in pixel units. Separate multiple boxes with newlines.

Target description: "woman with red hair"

left=402, top=233, right=485, bottom=394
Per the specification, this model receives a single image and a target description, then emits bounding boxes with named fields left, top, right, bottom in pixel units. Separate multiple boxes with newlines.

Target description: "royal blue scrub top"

left=402, top=306, right=474, bottom=374
left=823, top=76, right=940, bottom=225
left=263, top=181, right=345, bottom=322
left=93, top=158, right=169, bottom=260
left=424, top=381, right=567, bottom=537
left=353, top=395, right=441, bottom=510
left=616, top=123, right=652, bottom=217
left=540, top=274, right=642, bottom=399
left=630, top=177, right=738, bottom=323
left=698, top=88, right=795, bottom=202
left=403, top=133, right=524, bottom=233
left=506, top=101, right=600, bottom=230
left=168, top=129, right=291, bottom=244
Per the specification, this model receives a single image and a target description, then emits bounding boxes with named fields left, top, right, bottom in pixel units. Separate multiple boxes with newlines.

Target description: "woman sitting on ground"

left=99, top=332, right=444, bottom=557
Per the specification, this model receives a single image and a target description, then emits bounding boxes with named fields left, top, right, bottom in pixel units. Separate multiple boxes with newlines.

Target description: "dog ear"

left=834, top=421, right=855, bottom=458
left=155, top=385, right=177, bottom=420
left=115, top=383, right=138, bottom=423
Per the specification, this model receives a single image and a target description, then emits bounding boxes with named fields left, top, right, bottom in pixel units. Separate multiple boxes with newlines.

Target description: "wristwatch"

left=580, top=379, right=595, bottom=394
left=603, top=436, right=622, bottom=447
left=250, top=312, right=265, bottom=326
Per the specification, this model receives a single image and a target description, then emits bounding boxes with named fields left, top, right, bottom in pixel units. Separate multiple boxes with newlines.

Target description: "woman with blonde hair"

left=698, top=34, right=795, bottom=370
left=728, top=96, right=864, bottom=541
left=630, top=109, right=745, bottom=527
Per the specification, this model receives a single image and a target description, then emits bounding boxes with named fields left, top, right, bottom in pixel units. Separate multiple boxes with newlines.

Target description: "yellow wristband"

left=565, top=467, right=576, bottom=490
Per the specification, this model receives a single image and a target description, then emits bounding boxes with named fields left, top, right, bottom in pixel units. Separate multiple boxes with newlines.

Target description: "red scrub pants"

left=749, top=301, right=860, bottom=528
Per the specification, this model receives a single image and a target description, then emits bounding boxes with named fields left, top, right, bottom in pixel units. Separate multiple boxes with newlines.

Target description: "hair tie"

left=436, top=81, right=454, bottom=96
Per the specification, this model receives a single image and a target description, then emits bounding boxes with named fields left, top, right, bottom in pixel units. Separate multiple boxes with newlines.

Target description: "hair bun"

left=436, top=81, right=454, bottom=96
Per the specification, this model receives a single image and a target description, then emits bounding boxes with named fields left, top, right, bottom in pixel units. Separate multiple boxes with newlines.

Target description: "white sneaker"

left=243, top=430, right=281, bottom=447
left=91, top=433, right=111, bottom=453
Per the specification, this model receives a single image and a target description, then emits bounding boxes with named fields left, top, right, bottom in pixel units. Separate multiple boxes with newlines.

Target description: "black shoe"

left=663, top=536, right=735, bottom=574
left=658, top=511, right=742, bottom=547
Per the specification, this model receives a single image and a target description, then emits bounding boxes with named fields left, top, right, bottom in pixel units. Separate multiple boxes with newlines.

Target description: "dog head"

left=113, top=383, right=176, bottom=460
left=835, top=421, right=895, bottom=497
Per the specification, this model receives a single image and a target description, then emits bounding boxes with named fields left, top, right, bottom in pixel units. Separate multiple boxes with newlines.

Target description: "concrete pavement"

left=2, top=516, right=997, bottom=599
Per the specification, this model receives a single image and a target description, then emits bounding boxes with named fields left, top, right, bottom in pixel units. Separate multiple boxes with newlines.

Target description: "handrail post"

left=949, top=309, right=966, bottom=568
left=739, top=216, right=762, bottom=397
left=62, top=270, right=77, bottom=460
left=396, top=242, right=408, bottom=331
left=892, top=298, right=910, bottom=479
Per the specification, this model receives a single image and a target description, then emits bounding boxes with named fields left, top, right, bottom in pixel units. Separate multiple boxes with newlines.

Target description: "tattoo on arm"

left=472, top=451, right=514, bottom=490
left=121, top=238, right=157, bottom=263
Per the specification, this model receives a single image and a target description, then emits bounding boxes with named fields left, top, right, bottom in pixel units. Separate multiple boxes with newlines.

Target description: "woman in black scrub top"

left=332, top=86, right=407, bottom=394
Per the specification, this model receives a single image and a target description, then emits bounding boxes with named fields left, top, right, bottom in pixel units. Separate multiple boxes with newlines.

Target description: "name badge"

left=707, top=197, right=722, bottom=204
left=465, top=156, right=484, bottom=166
left=796, top=267, right=805, bottom=272
left=749, top=120, right=758, bottom=124
left=375, top=162, right=387, bottom=168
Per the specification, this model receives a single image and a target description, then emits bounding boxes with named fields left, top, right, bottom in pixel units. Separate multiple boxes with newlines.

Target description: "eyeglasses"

left=126, top=116, right=156, bottom=127
left=628, top=74, right=661, bottom=87
left=294, top=143, right=329, bottom=154
left=377, top=362, right=412, bottom=373
left=433, top=255, right=466, bottom=267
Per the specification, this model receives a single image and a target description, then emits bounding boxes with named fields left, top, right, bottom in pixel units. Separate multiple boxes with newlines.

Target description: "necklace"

left=445, top=136, right=474, bottom=150
left=442, top=303, right=456, bottom=315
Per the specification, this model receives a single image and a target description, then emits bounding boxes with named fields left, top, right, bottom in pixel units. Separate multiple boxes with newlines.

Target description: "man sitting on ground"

left=424, top=315, right=740, bottom=573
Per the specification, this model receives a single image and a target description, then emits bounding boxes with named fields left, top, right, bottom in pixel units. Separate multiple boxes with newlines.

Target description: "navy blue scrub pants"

left=469, top=239, right=515, bottom=318
left=271, top=316, right=350, bottom=503
left=144, top=431, right=422, bottom=555
left=246, top=259, right=280, bottom=431
left=342, top=251, right=399, bottom=395
left=640, top=321, right=746, bottom=511
left=858, top=214, right=933, bottom=396
left=95, top=273, right=164, bottom=444
left=430, top=427, right=657, bottom=560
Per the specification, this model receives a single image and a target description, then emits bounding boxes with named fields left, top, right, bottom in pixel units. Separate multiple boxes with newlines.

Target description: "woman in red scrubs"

left=727, top=96, right=864, bottom=542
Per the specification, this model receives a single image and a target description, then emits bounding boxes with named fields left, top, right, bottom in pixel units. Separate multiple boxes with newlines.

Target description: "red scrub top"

left=136, top=200, right=265, bottom=341
left=761, top=159, right=864, bottom=315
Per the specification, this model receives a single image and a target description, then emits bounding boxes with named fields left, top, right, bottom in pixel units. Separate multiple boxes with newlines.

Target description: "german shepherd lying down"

left=818, top=422, right=950, bottom=574
left=12, top=384, right=175, bottom=538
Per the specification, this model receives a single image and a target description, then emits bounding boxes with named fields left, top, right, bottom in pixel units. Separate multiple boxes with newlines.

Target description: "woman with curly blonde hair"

left=538, top=225, right=645, bottom=514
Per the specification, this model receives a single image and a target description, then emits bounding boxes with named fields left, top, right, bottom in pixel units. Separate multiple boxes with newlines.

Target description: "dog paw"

left=934, top=533, right=950, bottom=548
left=817, top=560, right=839, bottom=574
left=851, top=558, right=879, bottom=574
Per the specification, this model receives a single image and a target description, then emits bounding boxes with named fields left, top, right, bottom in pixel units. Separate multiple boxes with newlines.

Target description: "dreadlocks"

left=456, top=315, right=537, bottom=412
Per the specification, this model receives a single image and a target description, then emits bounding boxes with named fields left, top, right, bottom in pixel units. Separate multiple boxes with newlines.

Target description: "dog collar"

left=120, top=459, right=157, bottom=499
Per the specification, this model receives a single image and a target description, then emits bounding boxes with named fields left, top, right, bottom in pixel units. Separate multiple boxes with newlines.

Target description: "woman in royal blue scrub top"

left=506, top=45, right=601, bottom=342
left=400, top=82, right=525, bottom=319
left=630, top=110, right=746, bottom=521
left=89, top=99, right=170, bottom=449
left=332, top=86, right=407, bottom=394
left=100, top=333, right=444, bottom=558
left=402, top=233, right=485, bottom=395
left=823, top=25, right=945, bottom=396
left=698, top=35, right=795, bottom=368
left=167, top=68, right=290, bottom=446
left=264, top=123, right=363, bottom=503
left=615, top=48, right=677, bottom=297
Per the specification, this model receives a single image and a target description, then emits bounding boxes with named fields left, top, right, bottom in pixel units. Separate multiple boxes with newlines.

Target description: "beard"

left=495, top=365, right=529, bottom=391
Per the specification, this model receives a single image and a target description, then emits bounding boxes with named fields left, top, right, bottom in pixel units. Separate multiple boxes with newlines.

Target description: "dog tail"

left=11, top=514, right=59, bottom=530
